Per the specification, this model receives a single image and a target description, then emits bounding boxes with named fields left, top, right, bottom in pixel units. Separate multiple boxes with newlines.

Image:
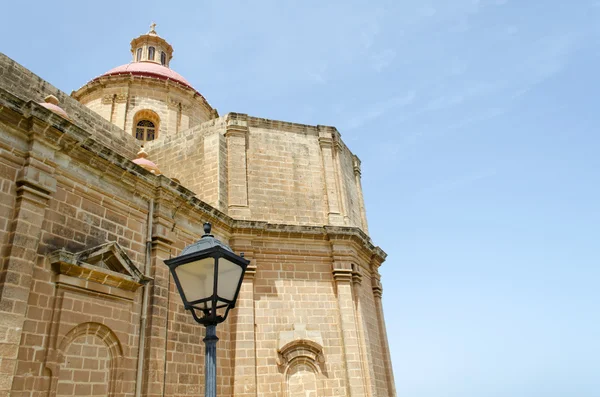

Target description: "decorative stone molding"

left=244, top=263, right=257, bottom=280
left=353, top=155, right=362, bottom=176
left=318, top=136, right=333, bottom=148
left=167, top=97, right=191, bottom=110
left=371, top=272, right=383, bottom=299
left=276, top=324, right=324, bottom=368
left=49, top=242, right=152, bottom=293
left=351, top=266, right=363, bottom=286
left=332, top=268, right=353, bottom=283
left=102, top=93, right=127, bottom=104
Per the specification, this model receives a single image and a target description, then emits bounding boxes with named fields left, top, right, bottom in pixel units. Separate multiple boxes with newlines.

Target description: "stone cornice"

left=0, top=88, right=388, bottom=265
left=0, top=87, right=138, bottom=159
left=71, top=74, right=215, bottom=117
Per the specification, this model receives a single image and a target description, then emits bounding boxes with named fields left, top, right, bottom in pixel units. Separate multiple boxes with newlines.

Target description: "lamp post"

left=164, top=222, right=249, bottom=397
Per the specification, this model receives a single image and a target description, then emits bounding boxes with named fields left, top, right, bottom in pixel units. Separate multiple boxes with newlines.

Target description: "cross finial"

left=149, top=22, right=157, bottom=34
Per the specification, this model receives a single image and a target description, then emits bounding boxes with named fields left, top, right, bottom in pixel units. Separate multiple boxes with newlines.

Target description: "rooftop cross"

left=149, top=22, right=157, bottom=34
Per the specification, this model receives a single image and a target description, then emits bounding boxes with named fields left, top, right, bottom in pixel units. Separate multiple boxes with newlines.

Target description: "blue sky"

left=2, top=1, right=599, bottom=396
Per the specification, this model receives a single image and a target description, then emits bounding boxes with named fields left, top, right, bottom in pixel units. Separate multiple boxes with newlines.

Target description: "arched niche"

left=48, top=322, right=123, bottom=397
left=286, top=359, right=320, bottom=397
left=277, top=325, right=325, bottom=397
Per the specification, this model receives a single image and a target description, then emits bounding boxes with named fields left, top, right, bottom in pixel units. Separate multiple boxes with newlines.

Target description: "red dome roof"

left=95, top=62, right=196, bottom=92
left=40, top=102, right=70, bottom=119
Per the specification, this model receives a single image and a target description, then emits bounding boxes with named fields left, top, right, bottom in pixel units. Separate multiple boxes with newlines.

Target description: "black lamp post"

left=164, top=222, right=249, bottom=397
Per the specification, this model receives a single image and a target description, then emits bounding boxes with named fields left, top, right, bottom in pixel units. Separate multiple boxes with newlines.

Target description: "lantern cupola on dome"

left=131, top=22, right=173, bottom=67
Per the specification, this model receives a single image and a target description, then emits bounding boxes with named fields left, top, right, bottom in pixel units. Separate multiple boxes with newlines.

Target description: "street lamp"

left=164, top=222, right=249, bottom=397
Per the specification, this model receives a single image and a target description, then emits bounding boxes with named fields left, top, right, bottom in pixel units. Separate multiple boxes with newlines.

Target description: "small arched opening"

left=133, top=109, right=160, bottom=142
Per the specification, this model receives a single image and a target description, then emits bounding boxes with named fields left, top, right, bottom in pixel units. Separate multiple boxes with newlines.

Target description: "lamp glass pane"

left=174, top=257, right=214, bottom=304
left=217, top=258, right=243, bottom=301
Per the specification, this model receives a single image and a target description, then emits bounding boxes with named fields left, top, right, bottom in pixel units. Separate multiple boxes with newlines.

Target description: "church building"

left=0, top=25, right=396, bottom=397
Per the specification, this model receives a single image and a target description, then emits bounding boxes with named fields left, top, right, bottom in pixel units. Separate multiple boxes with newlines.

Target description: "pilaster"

left=331, top=241, right=367, bottom=397
left=226, top=114, right=251, bottom=219
left=353, top=155, right=369, bottom=234
left=318, top=126, right=344, bottom=225
left=143, top=197, right=176, bottom=397
left=202, top=129, right=228, bottom=212
left=333, top=133, right=350, bottom=225
left=230, top=235, right=257, bottom=397
left=166, top=98, right=179, bottom=136
left=0, top=135, right=56, bottom=396
left=352, top=265, right=376, bottom=397
left=371, top=257, right=396, bottom=397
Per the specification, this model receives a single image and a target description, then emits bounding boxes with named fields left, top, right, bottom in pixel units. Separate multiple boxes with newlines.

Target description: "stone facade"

left=0, top=26, right=395, bottom=397
left=146, top=113, right=368, bottom=230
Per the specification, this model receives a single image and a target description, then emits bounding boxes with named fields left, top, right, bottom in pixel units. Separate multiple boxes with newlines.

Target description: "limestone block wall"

left=244, top=123, right=325, bottom=225
left=147, top=116, right=229, bottom=211
left=0, top=92, right=239, bottom=397
left=0, top=113, right=144, bottom=395
left=250, top=237, right=350, bottom=396
left=147, top=113, right=370, bottom=232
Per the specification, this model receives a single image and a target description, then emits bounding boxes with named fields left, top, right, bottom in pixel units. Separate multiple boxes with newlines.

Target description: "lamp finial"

left=203, top=222, right=212, bottom=236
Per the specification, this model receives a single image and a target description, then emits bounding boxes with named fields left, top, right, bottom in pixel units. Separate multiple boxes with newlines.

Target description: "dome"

left=94, top=62, right=196, bottom=93
left=39, top=95, right=69, bottom=119
left=72, top=24, right=217, bottom=137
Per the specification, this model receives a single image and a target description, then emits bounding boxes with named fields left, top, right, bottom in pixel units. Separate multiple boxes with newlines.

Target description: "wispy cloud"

left=513, top=33, right=578, bottom=97
left=344, top=91, right=417, bottom=130
left=425, top=81, right=501, bottom=112
left=445, top=107, right=506, bottom=131
left=358, top=8, right=386, bottom=50
left=418, top=5, right=437, bottom=17
left=371, top=49, right=397, bottom=72
left=306, top=63, right=328, bottom=84
left=414, top=168, right=498, bottom=199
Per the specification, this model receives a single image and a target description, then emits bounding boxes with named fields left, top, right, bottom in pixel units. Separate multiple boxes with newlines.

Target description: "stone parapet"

left=0, top=52, right=140, bottom=159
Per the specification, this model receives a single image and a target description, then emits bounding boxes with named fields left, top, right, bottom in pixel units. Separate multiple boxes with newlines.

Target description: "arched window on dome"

left=136, top=48, right=142, bottom=62
left=133, top=109, right=160, bottom=142
left=148, top=46, right=155, bottom=61
left=136, top=120, right=156, bottom=141
left=160, top=51, right=166, bottom=66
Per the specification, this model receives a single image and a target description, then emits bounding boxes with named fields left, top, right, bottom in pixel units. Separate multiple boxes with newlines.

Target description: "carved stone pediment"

left=49, top=242, right=151, bottom=292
